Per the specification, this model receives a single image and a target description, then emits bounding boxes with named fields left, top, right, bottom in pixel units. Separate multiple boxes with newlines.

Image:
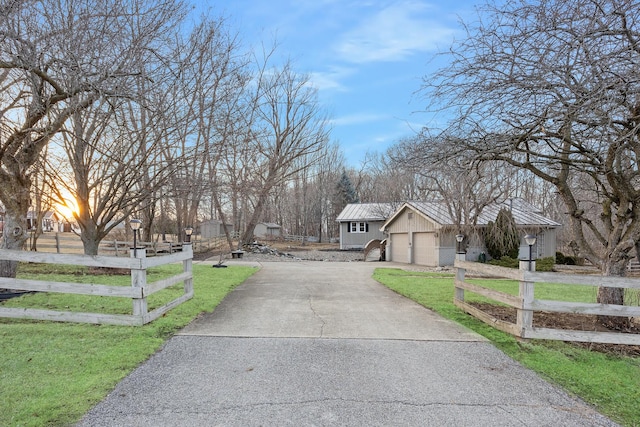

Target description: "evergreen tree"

left=335, top=170, right=359, bottom=210
left=484, top=208, right=520, bottom=259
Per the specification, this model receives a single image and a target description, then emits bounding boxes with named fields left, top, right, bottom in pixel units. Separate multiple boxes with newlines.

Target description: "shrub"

left=555, top=251, right=577, bottom=265
left=488, top=256, right=519, bottom=268
left=488, top=256, right=555, bottom=271
left=536, top=257, right=555, bottom=271
left=484, top=208, right=520, bottom=259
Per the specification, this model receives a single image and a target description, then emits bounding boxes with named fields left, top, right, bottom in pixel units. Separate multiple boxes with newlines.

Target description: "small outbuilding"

left=254, top=222, right=282, bottom=239
left=380, top=199, right=561, bottom=267
left=336, top=203, right=396, bottom=250
left=200, top=219, right=234, bottom=239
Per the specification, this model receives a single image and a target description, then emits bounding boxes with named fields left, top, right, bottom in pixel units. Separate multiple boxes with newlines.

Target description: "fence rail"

left=28, top=232, right=231, bottom=256
left=453, top=259, right=640, bottom=345
left=0, top=245, right=193, bottom=326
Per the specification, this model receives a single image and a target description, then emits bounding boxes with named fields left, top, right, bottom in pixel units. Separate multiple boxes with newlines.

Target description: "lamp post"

left=184, top=226, right=193, bottom=244
left=455, top=233, right=465, bottom=261
left=524, top=234, right=537, bottom=271
left=130, top=218, right=142, bottom=257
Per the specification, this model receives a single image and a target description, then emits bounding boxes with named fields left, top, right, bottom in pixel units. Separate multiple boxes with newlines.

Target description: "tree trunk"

left=80, top=236, right=101, bottom=257
left=0, top=177, right=31, bottom=278
left=240, top=188, right=270, bottom=246
left=598, top=260, right=631, bottom=330
left=75, top=203, right=105, bottom=256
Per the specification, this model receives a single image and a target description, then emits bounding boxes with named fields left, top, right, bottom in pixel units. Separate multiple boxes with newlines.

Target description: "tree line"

left=0, top=0, right=343, bottom=278
left=3, top=0, right=639, bottom=322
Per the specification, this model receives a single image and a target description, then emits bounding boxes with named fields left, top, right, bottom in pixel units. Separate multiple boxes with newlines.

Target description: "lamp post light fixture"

left=524, top=233, right=537, bottom=271
left=455, top=233, right=465, bottom=254
left=455, top=233, right=466, bottom=261
left=184, top=226, right=193, bottom=243
left=129, top=218, right=142, bottom=257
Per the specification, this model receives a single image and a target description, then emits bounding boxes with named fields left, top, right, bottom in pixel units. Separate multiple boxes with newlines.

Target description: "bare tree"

left=421, top=0, right=640, bottom=325
left=389, top=133, right=507, bottom=233
left=238, top=58, right=331, bottom=245
left=50, top=92, right=175, bottom=255
left=158, top=18, right=250, bottom=247
left=0, top=0, right=187, bottom=275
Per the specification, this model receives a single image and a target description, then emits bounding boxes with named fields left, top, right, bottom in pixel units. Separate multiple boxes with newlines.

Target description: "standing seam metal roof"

left=405, top=200, right=561, bottom=227
left=336, top=203, right=396, bottom=222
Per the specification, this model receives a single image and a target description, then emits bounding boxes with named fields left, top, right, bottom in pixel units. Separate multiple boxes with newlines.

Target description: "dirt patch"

left=192, top=241, right=348, bottom=262
left=471, top=302, right=640, bottom=357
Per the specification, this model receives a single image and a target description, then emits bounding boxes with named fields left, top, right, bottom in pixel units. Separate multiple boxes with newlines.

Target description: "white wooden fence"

left=29, top=232, right=229, bottom=256
left=0, top=245, right=193, bottom=326
left=454, top=259, right=640, bottom=345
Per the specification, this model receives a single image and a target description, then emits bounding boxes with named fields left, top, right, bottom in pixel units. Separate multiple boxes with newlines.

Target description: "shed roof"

left=258, top=222, right=281, bottom=229
left=336, top=203, right=396, bottom=222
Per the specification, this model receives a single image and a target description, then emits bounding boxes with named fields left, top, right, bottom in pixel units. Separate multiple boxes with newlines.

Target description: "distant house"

left=336, top=203, right=396, bottom=250
left=200, top=219, right=234, bottom=239
left=380, top=199, right=561, bottom=267
left=27, top=210, right=64, bottom=232
left=254, top=222, right=282, bottom=239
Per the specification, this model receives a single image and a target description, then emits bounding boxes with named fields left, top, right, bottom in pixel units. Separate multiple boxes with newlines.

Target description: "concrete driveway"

left=78, top=261, right=617, bottom=427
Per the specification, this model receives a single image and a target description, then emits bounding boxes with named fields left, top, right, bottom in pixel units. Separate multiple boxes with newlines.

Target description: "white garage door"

left=414, top=232, right=437, bottom=266
left=390, top=233, right=408, bottom=263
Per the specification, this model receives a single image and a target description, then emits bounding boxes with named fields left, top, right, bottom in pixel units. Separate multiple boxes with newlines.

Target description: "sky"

left=205, top=0, right=478, bottom=166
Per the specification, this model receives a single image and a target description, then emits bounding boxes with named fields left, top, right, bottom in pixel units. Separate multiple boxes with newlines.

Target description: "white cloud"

left=334, top=1, right=456, bottom=63
left=307, top=67, right=355, bottom=92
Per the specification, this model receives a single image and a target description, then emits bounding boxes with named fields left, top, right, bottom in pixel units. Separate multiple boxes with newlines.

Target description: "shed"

left=200, top=219, right=234, bottom=239
left=380, top=199, right=561, bottom=267
left=254, top=222, right=282, bottom=239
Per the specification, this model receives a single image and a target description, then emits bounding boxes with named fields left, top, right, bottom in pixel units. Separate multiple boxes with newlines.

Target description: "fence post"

left=55, top=233, right=61, bottom=253
left=454, top=260, right=465, bottom=303
left=182, top=243, right=193, bottom=295
left=130, top=247, right=148, bottom=318
left=517, top=263, right=534, bottom=337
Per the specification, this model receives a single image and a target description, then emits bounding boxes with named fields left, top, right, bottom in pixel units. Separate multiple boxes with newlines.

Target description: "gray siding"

left=339, top=221, right=386, bottom=249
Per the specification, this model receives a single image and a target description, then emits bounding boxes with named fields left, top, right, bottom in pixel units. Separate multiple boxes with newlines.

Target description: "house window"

left=349, top=222, right=369, bottom=233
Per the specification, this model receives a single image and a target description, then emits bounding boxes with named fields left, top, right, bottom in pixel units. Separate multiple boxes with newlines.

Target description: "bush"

left=536, top=257, right=555, bottom=271
left=484, top=208, right=520, bottom=259
left=488, top=256, right=519, bottom=268
left=488, top=256, right=555, bottom=271
left=555, top=251, right=577, bottom=265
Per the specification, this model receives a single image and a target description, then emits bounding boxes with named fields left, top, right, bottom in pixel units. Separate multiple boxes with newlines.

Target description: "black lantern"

left=130, top=218, right=142, bottom=257
left=524, top=234, right=537, bottom=271
left=455, top=233, right=465, bottom=254
left=184, top=226, right=193, bottom=243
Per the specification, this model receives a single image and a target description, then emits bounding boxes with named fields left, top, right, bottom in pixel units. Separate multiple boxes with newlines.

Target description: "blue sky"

left=207, top=0, right=478, bottom=165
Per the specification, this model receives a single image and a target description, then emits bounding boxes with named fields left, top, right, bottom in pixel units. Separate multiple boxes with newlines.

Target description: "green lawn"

left=373, top=267, right=640, bottom=427
left=0, top=263, right=256, bottom=427
left=3, top=264, right=639, bottom=426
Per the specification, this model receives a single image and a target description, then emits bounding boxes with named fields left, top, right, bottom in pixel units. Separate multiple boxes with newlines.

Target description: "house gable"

left=381, top=204, right=440, bottom=234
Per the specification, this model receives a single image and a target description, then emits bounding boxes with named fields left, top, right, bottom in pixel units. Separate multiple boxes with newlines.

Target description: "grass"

left=373, top=267, right=640, bottom=427
left=0, top=263, right=257, bottom=427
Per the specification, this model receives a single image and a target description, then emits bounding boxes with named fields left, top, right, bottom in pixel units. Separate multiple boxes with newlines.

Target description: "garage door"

left=390, top=233, right=408, bottom=263
left=414, top=232, right=437, bottom=266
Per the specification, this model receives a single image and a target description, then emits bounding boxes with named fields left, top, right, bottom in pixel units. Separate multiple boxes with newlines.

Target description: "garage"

left=413, top=232, right=437, bottom=266
left=390, top=233, right=408, bottom=263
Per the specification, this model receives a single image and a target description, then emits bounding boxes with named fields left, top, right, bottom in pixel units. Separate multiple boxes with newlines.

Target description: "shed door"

left=390, top=233, right=408, bottom=263
left=414, top=232, right=437, bottom=266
